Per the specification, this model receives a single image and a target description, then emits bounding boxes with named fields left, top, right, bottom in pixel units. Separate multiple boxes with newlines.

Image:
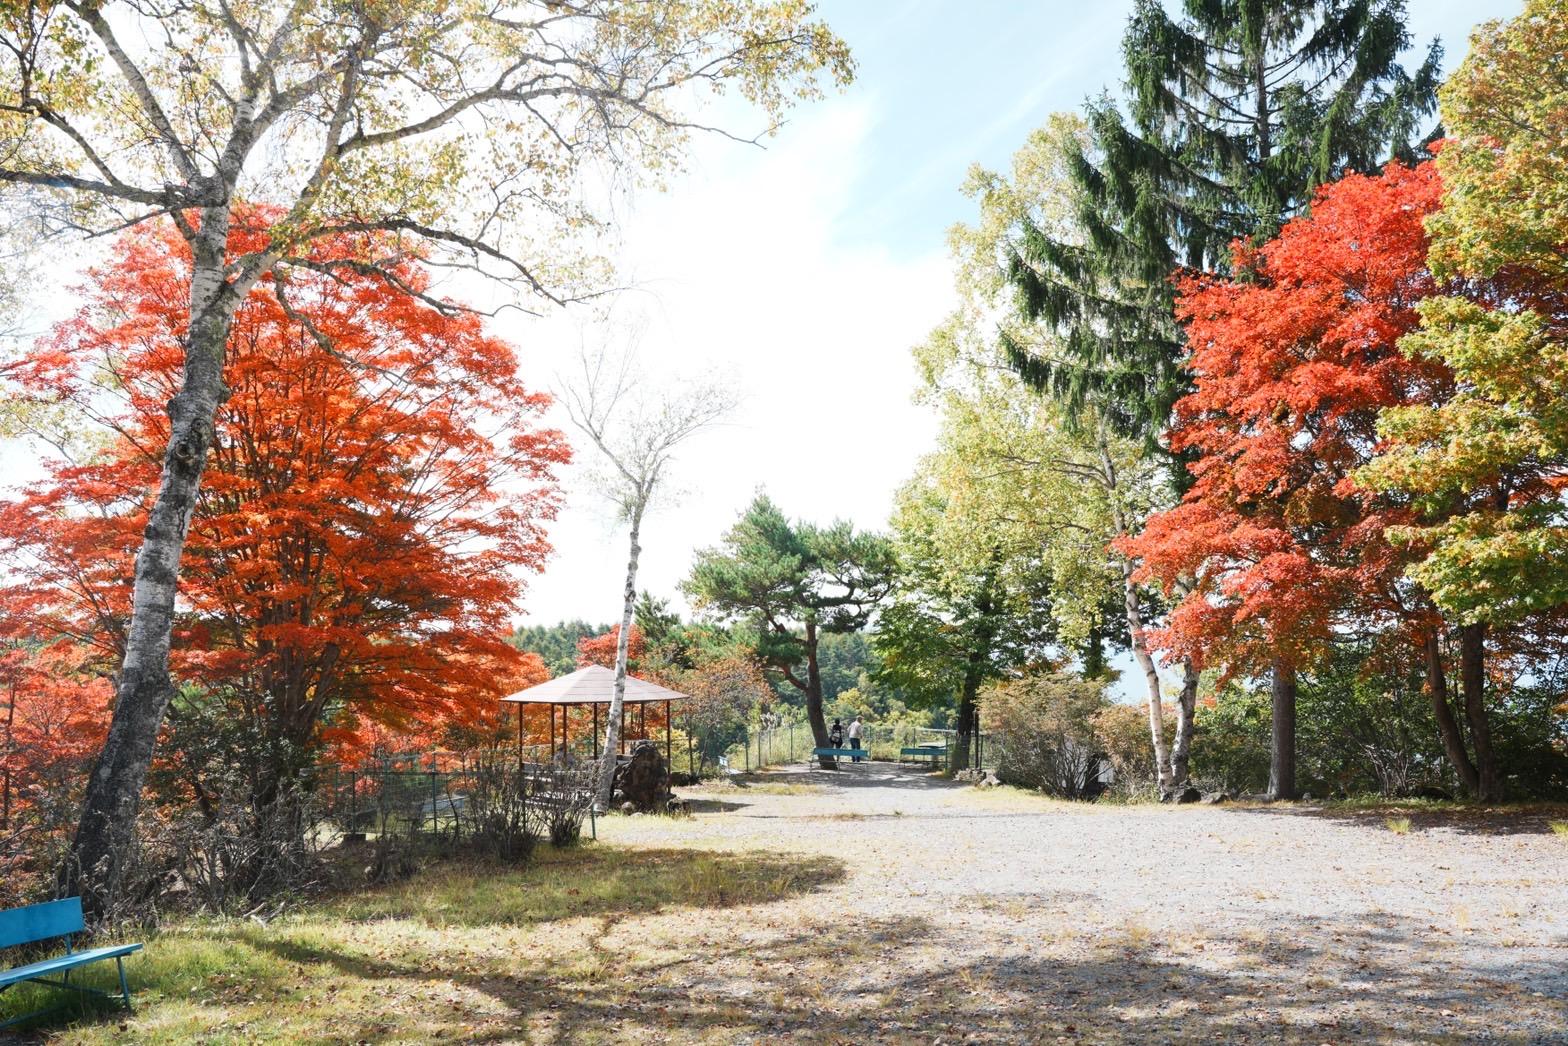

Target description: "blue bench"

left=0, top=898, right=142, bottom=1029
left=901, top=745, right=948, bottom=767
left=811, top=746, right=867, bottom=763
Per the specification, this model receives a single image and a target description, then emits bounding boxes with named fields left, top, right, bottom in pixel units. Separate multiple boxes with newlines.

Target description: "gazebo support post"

left=665, top=700, right=672, bottom=773
left=593, top=704, right=600, bottom=759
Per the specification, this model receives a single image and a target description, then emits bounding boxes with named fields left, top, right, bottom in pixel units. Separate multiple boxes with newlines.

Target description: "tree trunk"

left=1169, top=658, right=1199, bottom=787
left=1424, top=628, right=1480, bottom=796
left=1459, top=622, right=1500, bottom=802
left=63, top=229, right=238, bottom=917
left=1099, top=437, right=1171, bottom=795
left=1268, top=658, right=1297, bottom=800
left=802, top=621, right=835, bottom=769
left=952, top=671, right=980, bottom=773
left=596, top=503, right=643, bottom=809
left=1120, top=561, right=1172, bottom=795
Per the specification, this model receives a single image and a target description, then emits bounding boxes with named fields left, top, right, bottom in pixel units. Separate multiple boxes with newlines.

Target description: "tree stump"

left=613, top=740, right=671, bottom=812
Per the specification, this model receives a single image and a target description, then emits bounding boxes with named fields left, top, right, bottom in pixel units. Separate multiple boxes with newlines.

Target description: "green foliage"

left=981, top=672, right=1111, bottom=798
left=683, top=494, right=894, bottom=698
left=510, top=620, right=608, bottom=677
left=1189, top=684, right=1273, bottom=795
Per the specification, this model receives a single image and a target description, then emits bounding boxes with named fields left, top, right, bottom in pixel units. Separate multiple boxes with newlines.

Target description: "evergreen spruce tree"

left=1002, top=0, right=1439, bottom=801
left=1003, top=0, right=1441, bottom=445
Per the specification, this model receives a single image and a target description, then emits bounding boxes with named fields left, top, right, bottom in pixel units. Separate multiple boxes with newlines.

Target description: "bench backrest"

left=0, top=898, right=84, bottom=951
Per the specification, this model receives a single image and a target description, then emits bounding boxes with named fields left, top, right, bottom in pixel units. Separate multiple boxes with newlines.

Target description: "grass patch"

left=1550, top=820, right=1568, bottom=839
left=1, top=844, right=844, bottom=1043
left=716, top=776, right=827, bottom=796
left=1385, top=816, right=1412, bottom=835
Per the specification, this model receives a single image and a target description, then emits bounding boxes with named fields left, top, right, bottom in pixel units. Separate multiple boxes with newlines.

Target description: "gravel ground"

left=597, top=761, right=1568, bottom=1045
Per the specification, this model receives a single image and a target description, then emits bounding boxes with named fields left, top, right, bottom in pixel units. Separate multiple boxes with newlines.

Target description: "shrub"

left=982, top=672, right=1109, bottom=798
left=1091, top=702, right=1171, bottom=791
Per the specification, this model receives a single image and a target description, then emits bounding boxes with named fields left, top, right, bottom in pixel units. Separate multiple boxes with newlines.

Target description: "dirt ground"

left=592, top=761, right=1568, bottom=1045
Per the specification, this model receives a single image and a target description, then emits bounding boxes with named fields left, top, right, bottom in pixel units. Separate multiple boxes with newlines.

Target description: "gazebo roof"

left=500, top=664, right=690, bottom=706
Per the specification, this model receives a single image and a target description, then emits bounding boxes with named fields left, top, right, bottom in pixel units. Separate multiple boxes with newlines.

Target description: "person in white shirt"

left=847, top=716, right=864, bottom=762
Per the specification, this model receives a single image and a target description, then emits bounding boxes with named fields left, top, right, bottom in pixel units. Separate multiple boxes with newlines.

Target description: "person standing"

left=848, top=715, right=864, bottom=762
left=829, top=718, right=844, bottom=751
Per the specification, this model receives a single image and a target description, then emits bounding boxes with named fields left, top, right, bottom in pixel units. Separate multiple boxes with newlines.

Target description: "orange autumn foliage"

left=0, top=218, right=569, bottom=762
left=575, top=624, right=645, bottom=670
left=1122, top=161, right=1449, bottom=676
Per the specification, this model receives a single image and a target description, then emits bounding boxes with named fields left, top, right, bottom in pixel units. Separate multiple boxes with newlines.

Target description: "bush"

left=982, top=672, right=1109, bottom=798
left=1091, top=702, right=1171, bottom=792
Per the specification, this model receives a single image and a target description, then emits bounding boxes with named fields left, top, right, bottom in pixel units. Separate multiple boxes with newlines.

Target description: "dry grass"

left=0, top=845, right=844, bottom=1044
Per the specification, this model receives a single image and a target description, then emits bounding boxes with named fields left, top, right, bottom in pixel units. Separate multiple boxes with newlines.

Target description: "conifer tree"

left=1002, top=0, right=1441, bottom=445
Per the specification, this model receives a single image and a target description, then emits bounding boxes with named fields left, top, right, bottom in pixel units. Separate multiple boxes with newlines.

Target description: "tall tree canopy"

left=1001, top=0, right=1440, bottom=445
left=0, top=220, right=567, bottom=800
left=683, top=494, right=893, bottom=765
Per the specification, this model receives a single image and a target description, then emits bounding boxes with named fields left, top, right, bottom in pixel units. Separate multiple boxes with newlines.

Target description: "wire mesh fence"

left=316, top=752, right=600, bottom=847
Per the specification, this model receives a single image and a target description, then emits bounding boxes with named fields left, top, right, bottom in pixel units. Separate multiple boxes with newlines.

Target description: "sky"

left=505, top=0, right=1520, bottom=633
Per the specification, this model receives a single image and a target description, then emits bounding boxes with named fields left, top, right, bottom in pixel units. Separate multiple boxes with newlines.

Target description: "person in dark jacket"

left=828, top=718, right=844, bottom=749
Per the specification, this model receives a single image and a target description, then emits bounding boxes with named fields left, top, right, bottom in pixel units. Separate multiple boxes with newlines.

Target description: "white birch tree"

left=559, top=341, right=735, bottom=809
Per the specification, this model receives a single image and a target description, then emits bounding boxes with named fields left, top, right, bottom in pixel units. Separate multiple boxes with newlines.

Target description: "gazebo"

left=501, top=665, right=690, bottom=768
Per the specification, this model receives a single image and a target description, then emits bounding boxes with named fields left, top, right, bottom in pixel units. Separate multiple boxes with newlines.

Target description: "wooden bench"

left=811, top=746, right=867, bottom=764
left=0, top=897, right=142, bottom=1029
left=901, top=745, right=948, bottom=767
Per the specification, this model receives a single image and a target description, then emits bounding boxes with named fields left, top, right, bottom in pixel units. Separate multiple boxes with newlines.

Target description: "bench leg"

left=117, top=955, right=131, bottom=1012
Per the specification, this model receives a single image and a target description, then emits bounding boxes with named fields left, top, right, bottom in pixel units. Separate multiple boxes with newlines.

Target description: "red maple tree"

left=1121, top=161, right=1449, bottom=796
left=575, top=624, right=646, bottom=670
left=0, top=218, right=569, bottom=790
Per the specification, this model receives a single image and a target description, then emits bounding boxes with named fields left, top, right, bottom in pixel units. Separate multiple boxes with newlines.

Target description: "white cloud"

left=505, top=98, right=953, bottom=624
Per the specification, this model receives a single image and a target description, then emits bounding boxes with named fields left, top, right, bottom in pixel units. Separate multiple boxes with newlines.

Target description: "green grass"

left=1385, top=816, right=1412, bottom=835
left=0, top=844, right=844, bottom=1043
left=1550, top=820, right=1568, bottom=839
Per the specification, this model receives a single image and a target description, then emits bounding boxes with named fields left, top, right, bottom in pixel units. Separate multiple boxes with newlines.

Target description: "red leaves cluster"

left=576, top=624, right=645, bottom=670
left=1123, top=162, right=1448, bottom=674
left=0, top=217, right=569, bottom=759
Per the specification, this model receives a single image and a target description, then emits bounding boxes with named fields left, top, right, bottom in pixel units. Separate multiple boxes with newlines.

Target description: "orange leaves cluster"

left=575, top=624, right=645, bottom=670
left=1124, top=162, right=1448, bottom=673
left=0, top=216, right=569, bottom=759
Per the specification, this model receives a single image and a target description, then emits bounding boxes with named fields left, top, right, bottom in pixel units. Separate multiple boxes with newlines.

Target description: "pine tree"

left=1002, top=0, right=1441, bottom=445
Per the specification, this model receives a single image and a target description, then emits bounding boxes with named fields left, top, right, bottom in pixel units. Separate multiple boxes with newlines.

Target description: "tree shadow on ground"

left=210, top=908, right=1568, bottom=1044
left=679, top=797, right=750, bottom=813
left=470, top=910, right=1566, bottom=1044
left=323, top=845, right=845, bottom=928
left=1225, top=799, right=1568, bottom=837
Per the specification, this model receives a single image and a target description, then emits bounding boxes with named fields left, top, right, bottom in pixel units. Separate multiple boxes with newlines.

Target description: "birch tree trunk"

left=1169, top=657, right=1199, bottom=787
left=596, top=503, right=644, bottom=809
left=63, top=216, right=240, bottom=916
left=1098, top=439, right=1172, bottom=795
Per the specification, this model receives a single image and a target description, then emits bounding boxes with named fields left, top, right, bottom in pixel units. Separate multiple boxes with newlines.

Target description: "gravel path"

left=599, top=761, right=1568, bottom=1045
